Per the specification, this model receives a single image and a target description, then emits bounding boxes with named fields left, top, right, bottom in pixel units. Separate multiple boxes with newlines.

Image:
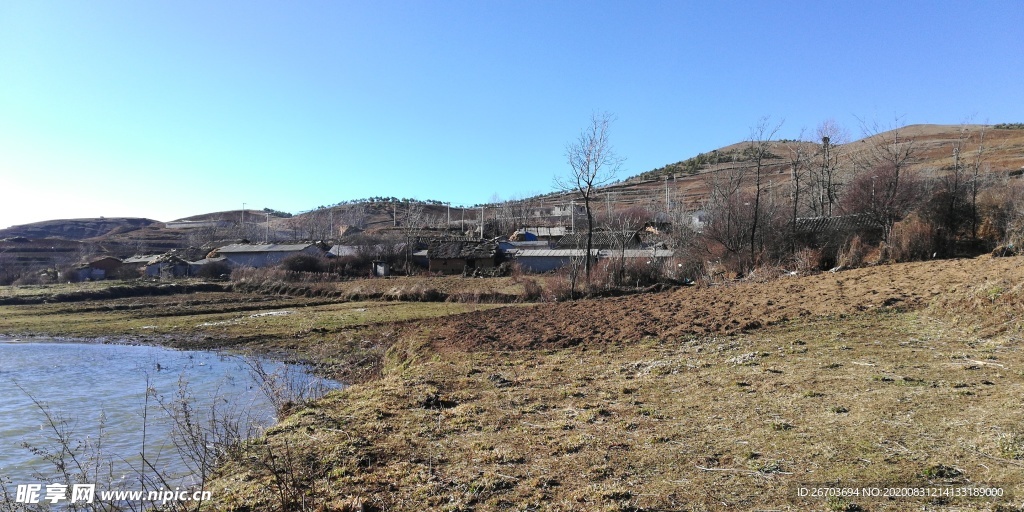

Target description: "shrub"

left=110, top=265, right=142, bottom=280
left=886, top=214, right=939, bottom=262
left=837, top=236, right=867, bottom=268
left=520, top=278, right=543, bottom=301
left=14, top=271, right=50, bottom=286
left=545, top=268, right=577, bottom=301
left=792, top=247, right=824, bottom=272
left=280, top=254, right=325, bottom=273
left=197, top=261, right=232, bottom=279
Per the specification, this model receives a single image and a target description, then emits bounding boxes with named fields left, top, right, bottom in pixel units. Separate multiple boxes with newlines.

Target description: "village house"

left=87, top=256, right=123, bottom=274
left=511, top=249, right=597, bottom=273
left=510, top=226, right=567, bottom=243
left=65, top=256, right=125, bottom=281
left=121, top=254, right=161, bottom=275
left=214, top=243, right=325, bottom=268
left=555, top=230, right=643, bottom=250
left=794, top=214, right=882, bottom=248
left=145, top=253, right=191, bottom=278
left=427, top=240, right=499, bottom=274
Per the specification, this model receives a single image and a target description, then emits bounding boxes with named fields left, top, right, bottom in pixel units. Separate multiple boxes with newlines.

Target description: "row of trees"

left=557, top=113, right=1024, bottom=282
left=700, top=118, right=1022, bottom=272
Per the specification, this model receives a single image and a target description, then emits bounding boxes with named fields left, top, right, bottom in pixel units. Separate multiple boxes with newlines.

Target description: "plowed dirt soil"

left=427, top=256, right=1024, bottom=352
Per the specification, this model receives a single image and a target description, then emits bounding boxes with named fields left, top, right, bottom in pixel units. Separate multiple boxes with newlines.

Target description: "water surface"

left=0, top=339, right=337, bottom=489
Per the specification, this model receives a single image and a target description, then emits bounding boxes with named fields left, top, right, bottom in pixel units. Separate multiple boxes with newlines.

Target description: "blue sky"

left=1, top=1, right=1022, bottom=227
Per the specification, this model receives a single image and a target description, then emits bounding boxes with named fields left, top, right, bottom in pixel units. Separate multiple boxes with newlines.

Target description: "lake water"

left=0, top=339, right=339, bottom=493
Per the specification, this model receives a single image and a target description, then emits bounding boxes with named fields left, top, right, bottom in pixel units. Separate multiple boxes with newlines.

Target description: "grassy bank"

left=0, top=285, right=506, bottom=383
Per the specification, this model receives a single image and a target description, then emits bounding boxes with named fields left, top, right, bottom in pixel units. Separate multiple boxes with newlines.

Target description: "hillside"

left=288, top=123, right=1024, bottom=231
left=0, top=217, right=158, bottom=240
left=580, top=123, right=1024, bottom=215
left=4, top=124, right=1023, bottom=251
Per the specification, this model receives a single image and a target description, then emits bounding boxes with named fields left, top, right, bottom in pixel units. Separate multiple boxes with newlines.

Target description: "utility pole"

left=447, top=202, right=450, bottom=229
left=479, top=205, right=484, bottom=239
left=266, top=213, right=270, bottom=243
left=570, top=200, right=575, bottom=233
left=664, top=177, right=670, bottom=212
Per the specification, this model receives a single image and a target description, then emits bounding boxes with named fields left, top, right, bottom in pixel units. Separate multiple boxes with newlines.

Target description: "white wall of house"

left=219, top=245, right=323, bottom=268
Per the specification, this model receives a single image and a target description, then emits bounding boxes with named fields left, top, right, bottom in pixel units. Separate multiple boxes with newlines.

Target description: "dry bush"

left=743, top=264, right=788, bottom=283
left=885, top=213, right=939, bottom=262
left=196, top=261, right=232, bottom=280
left=232, top=266, right=289, bottom=284
left=544, top=269, right=576, bottom=301
left=664, top=257, right=704, bottom=284
left=520, top=278, right=543, bottom=301
left=836, top=235, right=867, bottom=268
left=590, top=257, right=667, bottom=289
left=618, top=257, right=666, bottom=287
left=13, top=271, right=50, bottom=286
left=231, top=266, right=344, bottom=298
left=110, top=265, right=141, bottom=280
left=976, top=180, right=1024, bottom=245
left=280, top=254, right=326, bottom=273
left=508, top=261, right=532, bottom=279
left=385, top=283, right=443, bottom=302
left=447, top=290, right=482, bottom=304
left=791, top=247, right=823, bottom=272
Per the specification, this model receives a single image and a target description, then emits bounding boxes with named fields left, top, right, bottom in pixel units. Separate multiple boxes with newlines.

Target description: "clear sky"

left=2, top=1, right=1022, bottom=228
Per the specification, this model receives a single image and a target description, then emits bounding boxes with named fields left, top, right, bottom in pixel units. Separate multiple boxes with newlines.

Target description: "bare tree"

left=786, top=130, right=811, bottom=254
left=925, top=125, right=974, bottom=245
left=848, top=119, right=923, bottom=240
left=968, top=125, right=988, bottom=238
left=811, top=120, right=849, bottom=217
left=745, top=117, right=783, bottom=261
left=608, top=206, right=646, bottom=286
left=556, top=112, right=623, bottom=281
left=301, top=207, right=333, bottom=241
left=702, top=155, right=750, bottom=259
left=337, top=202, right=369, bottom=231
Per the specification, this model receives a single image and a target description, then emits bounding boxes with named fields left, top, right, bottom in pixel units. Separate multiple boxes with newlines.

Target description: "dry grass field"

left=208, top=255, right=1023, bottom=511
left=2, top=255, right=1023, bottom=511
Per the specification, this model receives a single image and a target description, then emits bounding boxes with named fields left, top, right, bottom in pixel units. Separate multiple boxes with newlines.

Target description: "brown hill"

left=580, top=123, right=1024, bottom=215
left=0, top=217, right=157, bottom=240
left=6, top=124, right=1024, bottom=248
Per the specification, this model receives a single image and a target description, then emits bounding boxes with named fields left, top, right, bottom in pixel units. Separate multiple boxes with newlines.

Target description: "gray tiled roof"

left=217, top=244, right=314, bottom=253
left=794, top=215, right=878, bottom=234
left=428, top=240, right=498, bottom=260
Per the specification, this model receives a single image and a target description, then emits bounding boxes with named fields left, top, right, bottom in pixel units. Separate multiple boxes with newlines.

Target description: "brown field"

left=3, top=255, right=1024, bottom=511
left=211, top=255, right=1023, bottom=511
